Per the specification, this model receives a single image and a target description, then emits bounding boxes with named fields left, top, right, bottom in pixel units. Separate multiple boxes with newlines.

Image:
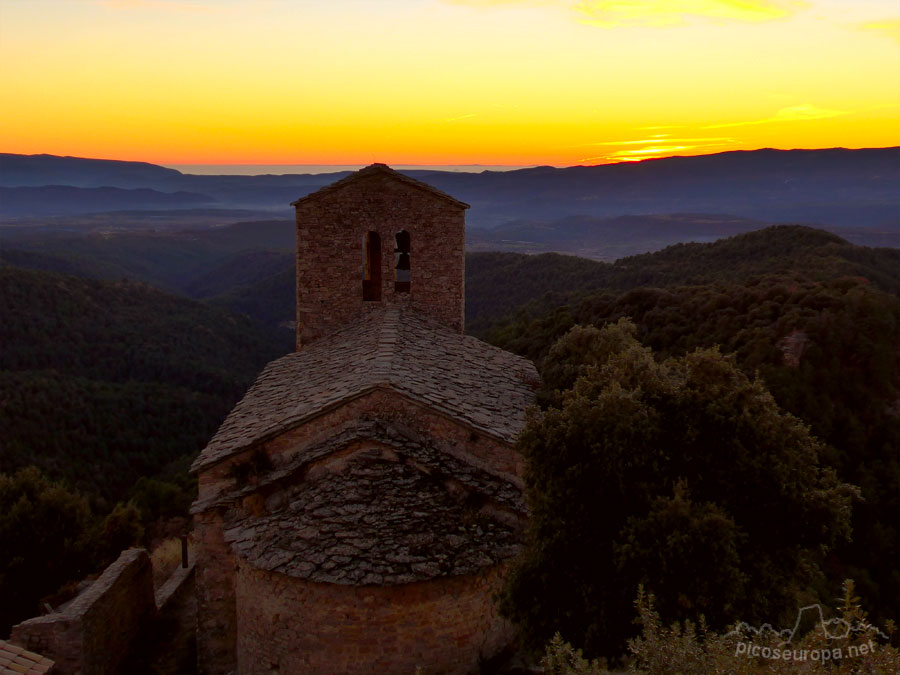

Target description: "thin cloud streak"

left=575, top=0, right=804, bottom=27
left=577, top=139, right=733, bottom=163
left=704, top=104, right=850, bottom=128
left=442, top=113, right=478, bottom=123
left=859, top=18, right=900, bottom=43
left=574, top=135, right=736, bottom=147
left=96, top=0, right=223, bottom=12
left=441, top=0, right=806, bottom=26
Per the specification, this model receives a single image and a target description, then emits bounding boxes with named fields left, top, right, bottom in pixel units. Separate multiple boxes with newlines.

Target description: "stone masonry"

left=292, top=163, right=468, bottom=347
left=10, top=549, right=155, bottom=675
left=192, top=165, right=538, bottom=674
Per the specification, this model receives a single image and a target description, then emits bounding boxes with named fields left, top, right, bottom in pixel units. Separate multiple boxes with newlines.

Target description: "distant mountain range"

left=2, top=148, right=898, bottom=227
left=0, top=185, right=214, bottom=217
left=467, top=213, right=768, bottom=259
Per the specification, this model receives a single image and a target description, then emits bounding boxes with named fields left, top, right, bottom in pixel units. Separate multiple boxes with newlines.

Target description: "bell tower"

left=291, top=164, right=469, bottom=348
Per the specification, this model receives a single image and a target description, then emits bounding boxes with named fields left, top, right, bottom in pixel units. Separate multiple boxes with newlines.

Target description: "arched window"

left=362, top=231, right=381, bottom=301
left=395, top=230, right=410, bottom=293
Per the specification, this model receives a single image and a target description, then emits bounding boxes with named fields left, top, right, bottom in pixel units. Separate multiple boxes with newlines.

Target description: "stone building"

left=191, top=164, right=539, bottom=674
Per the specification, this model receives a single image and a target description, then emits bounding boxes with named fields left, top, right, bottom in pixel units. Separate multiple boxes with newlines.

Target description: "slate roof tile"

left=223, top=449, right=523, bottom=585
left=192, top=307, right=538, bottom=473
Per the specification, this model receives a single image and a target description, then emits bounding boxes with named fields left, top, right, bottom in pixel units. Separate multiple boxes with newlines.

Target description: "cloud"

left=577, top=135, right=735, bottom=146
left=444, top=0, right=806, bottom=26
left=576, top=135, right=734, bottom=162
left=859, top=18, right=900, bottom=43
left=96, top=0, right=221, bottom=12
left=443, top=113, right=478, bottom=122
left=443, top=0, right=557, bottom=6
left=576, top=0, right=804, bottom=27
left=704, top=104, right=850, bottom=128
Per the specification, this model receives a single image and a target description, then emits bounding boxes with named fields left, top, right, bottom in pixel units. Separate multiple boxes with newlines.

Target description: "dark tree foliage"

left=0, top=268, right=291, bottom=502
left=472, top=225, right=900, bottom=343
left=484, top=227, right=900, bottom=628
left=501, top=322, right=857, bottom=659
left=0, top=371, right=228, bottom=501
left=0, top=268, right=293, bottom=631
left=0, top=467, right=96, bottom=635
left=0, top=267, right=291, bottom=396
left=491, top=277, right=900, bottom=627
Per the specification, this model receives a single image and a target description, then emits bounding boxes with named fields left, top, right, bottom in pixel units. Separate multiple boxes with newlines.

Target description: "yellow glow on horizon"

left=0, top=0, right=897, bottom=166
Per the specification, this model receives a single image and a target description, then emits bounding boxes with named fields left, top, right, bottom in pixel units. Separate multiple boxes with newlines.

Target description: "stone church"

left=191, top=164, right=539, bottom=674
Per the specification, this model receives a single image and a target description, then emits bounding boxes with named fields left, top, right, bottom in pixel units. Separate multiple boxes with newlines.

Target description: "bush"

left=0, top=467, right=96, bottom=633
left=502, top=320, right=857, bottom=658
left=542, top=581, right=899, bottom=674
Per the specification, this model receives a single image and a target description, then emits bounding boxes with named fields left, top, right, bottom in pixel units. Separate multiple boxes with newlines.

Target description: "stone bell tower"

left=291, top=163, right=469, bottom=349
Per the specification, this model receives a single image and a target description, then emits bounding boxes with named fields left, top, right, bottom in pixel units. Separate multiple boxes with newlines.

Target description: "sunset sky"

left=1, top=0, right=898, bottom=166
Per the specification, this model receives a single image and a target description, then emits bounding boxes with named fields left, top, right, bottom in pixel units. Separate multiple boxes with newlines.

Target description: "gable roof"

left=191, top=307, right=538, bottom=473
left=290, top=163, right=470, bottom=209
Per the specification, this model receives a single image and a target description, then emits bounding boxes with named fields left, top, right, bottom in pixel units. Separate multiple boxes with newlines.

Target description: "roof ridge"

left=372, top=307, right=401, bottom=383
left=291, top=163, right=470, bottom=209
left=191, top=305, right=540, bottom=474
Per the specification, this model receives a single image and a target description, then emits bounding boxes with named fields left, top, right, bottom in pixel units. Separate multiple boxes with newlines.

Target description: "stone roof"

left=191, top=307, right=539, bottom=473
left=0, top=641, right=54, bottom=674
left=192, top=417, right=526, bottom=515
left=290, top=163, right=470, bottom=209
left=223, top=448, right=523, bottom=585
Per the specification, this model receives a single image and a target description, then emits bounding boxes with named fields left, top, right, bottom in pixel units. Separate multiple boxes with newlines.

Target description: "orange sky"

left=1, top=0, right=898, bottom=166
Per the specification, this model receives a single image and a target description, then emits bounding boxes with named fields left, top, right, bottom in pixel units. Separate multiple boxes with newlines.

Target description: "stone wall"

left=195, top=510, right=238, bottom=675
left=10, top=549, right=155, bottom=675
left=295, top=169, right=466, bottom=347
left=193, top=389, right=524, bottom=674
left=234, top=560, right=514, bottom=674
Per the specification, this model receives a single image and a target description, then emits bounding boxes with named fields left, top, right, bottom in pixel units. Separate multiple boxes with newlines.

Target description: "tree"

left=0, top=467, right=96, bottom=634
left=100, top=501, right=144, bottom=565
left=501, top=320, right=857, bottom=659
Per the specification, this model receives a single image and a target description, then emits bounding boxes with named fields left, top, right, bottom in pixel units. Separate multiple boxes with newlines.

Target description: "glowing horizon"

left=1, top=0, right=897, bottom=167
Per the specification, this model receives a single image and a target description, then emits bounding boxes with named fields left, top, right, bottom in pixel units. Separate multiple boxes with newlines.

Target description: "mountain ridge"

left=3, top=148, right=898, bottom=226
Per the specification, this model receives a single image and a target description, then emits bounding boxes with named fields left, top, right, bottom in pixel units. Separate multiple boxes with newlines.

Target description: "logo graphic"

left=727, top=604, right=890, bottom=646
left=727, top=604, right=889, bottom=662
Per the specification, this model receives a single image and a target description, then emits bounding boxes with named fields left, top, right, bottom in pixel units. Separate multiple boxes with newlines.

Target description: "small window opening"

left=363, top=231, right=381, bottom=301
left=395, top=230, right=410, bottom=293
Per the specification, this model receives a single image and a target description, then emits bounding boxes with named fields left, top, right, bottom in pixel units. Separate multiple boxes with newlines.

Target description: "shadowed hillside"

left=477, top=226, right=900, bottom=634
left=0, top=268, right=292, bottom=500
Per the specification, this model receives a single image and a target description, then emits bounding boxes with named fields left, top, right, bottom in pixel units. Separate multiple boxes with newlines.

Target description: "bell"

left=396, top=253, right=410, bottom=271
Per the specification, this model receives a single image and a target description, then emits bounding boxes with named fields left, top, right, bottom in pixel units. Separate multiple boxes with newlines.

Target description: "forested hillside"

left=2, top=224, right=899, bottom=647
left=0, top=268, right=292, bottom=500
left=467, top=225, right=900, bottom=335
left=0, top=218, right=295, bottom=293
left=477, top=226, right=900, bottom=643
left=0, top=267, right=294, bottom=630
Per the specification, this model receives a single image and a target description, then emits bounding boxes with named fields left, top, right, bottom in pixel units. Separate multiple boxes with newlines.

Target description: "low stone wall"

left=11, top=549, right=156, bottom=675
left=235, top=560, right=515, bottom=674
left=155, top=559, right=195, bottom=612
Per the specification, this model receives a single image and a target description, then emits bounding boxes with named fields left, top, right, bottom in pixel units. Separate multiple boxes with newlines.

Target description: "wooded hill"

left=0, top=268, right=292, bottom=503
left=476, top=225, right=900, bottom=637
left=2, top=223, right=898, bottom=642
